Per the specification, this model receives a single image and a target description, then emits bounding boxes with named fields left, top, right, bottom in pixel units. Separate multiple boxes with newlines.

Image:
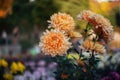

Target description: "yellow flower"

left=10, top=62, right=18, bottom=74
left=67, top=53, right=80, bottom=60
left=78, top=10, right=113, bottom=43
left=10, top=62, right=25, bottom=74
left=17, top=62, right=25, bottom=72
left=39, top=29, right=71, bottom=57
left=48, top=12, right=75, bottom=32
left=0, top=59, right=8, bottom=67
left=82, top=40, right=105, bottom=53
left=3, top=73, right=13, bottom=80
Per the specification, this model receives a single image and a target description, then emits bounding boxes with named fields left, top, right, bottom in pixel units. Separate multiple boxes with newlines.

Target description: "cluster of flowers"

left=78, top=10, right=113, bottom=43
left=39, top=10, right=114, bottom=80
left=39, top=12, right=74, bottom=56
left=10, top=62, right=25, bottom=75
left=24, top=60, right=57, bottom=80
left=0, top=59, right=25, bottom=80
left=0, top=59, right=57, bottom=80
left=39, top=10, right=113, bottom=57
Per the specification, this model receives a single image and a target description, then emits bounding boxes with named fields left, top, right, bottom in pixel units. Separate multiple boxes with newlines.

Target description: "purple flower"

left=25, top=62, right=29, bottom=66
left=38, top=60, right=46, bottom=67
left=24, top=71, right=32, bottom=77
left=101, top=77, right=112, bottom=80
left=24, top=71, right=36, bottom=80
left=28, top=61, right=35, bottom=67
left=33, top=70, right=41, bottom=79
left=37, top=67, right=46, bottom=72
left=110, top=72, right=120, bottom=80
left=101, top=72, right=120, bottom=80
left=37, top=67, right=47, bottom=76
left=48, top=62, right=57, bottom=69
left=47, top=77, right=56, bottom=80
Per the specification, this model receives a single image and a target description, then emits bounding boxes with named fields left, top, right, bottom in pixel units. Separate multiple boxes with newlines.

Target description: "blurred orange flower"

left=82, top=40, right=94, bottom=50
left=82, top=40, right=105, bottom=53
left=39, top=29, right=71, bottom=57
left=0, top=0, right=13, bottom=18
left=78, top=10, right=113, bottom=43
left=48, top=12, right=75, bottom=32
left=109, top=32, right=120, bottom=50
left=0, top=10, right=7, bottom=18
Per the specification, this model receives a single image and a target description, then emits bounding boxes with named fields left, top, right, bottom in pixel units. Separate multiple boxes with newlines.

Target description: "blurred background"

left=0, top=0, right=120, bottom=80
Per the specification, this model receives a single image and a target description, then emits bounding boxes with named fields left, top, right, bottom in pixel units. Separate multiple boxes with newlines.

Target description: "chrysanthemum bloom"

left=82, top=40, right=94, bottom=51
left=48, top=12, right=75, bottom=32
left=82, top=40, right=105, bottom=53
left=78, top=10, right=113, bottom=43
left=39, top=29, right=71, bottom=57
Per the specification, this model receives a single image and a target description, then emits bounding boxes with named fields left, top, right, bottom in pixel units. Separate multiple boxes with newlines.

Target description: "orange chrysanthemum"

left=82, top=40, right=105, bottom=53
left=78, top=10, right=113, bottom=43
left=39, top=29, right=71, bottom=57
left=82, top=40, right=95, bottom=50
left=109, top=32, right=120, bottom=50
left=48, top=12, right=75, bottom=32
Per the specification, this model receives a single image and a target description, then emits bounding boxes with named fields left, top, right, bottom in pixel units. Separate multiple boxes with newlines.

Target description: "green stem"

left=84, top=22, right=90, bottom=40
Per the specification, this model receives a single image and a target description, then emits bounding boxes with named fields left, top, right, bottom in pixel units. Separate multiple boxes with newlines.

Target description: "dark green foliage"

left=53, top=50, right=100, bottom=80
left=32, top=0, right=59, bottom=27
left=0, top=0, right=89, bottom=33
left=0, top=0, right=60, bottom=33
